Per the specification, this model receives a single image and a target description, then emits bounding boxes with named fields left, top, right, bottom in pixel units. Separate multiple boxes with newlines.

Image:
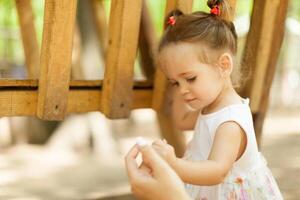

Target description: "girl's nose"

left=179, top=84, right=189, bottom=95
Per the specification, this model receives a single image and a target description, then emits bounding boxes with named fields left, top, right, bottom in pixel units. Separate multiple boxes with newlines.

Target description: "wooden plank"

left=0, top=79, right=38, bottom=88
left=37, top=0, right=77, bottom=120
left=0, top=91, right=37, bottom=116
left=0, top=89, right=152, bottom=117
left=241, top=0, right=282, bottom=113
left=101, top=0, right=142, bottom=119
left=90, top=0, right=108, bottom=58
left=0, top=79, right=152, bottom=89
left=138, top=0, right=156, bottom=82
left=0, top=79, right=103, bottom=88
left=15, top=0, right=40, bottom=79
left=244, top=0, right=288, bottom=147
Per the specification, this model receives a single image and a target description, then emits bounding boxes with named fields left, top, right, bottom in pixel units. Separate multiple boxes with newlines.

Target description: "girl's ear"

left=217, top=53, right=233, bottom=78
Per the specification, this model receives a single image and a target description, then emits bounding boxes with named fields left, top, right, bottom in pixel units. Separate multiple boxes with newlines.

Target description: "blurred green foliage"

left=0, top=0, right=44, bottom=63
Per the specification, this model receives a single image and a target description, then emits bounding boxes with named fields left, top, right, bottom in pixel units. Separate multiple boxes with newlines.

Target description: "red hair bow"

left=210, top=5, right=220, bottom=16
left=168, top=16, right=176, bottom=26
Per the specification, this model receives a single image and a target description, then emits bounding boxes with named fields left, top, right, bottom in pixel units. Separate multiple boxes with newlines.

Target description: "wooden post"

left=71, top=23, right=84, bottom=80
left=241, top=0, right=289, bottom=147
left=15, top=0, right=40, bottom=79
left=138, top=0, right=157, bottom=82
left=101, top=0, right=142, bottom=119
left=37, top=0, right=77, bottom=120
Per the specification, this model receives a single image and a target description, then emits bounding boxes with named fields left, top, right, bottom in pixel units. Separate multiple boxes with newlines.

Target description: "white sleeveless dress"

left=184, top=98, right=283, bottom=200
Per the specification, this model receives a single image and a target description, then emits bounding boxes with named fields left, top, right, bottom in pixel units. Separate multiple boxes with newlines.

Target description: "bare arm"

left=171, top=121, right=247, bottom=185
left=171, top=89, right=200, bottom=131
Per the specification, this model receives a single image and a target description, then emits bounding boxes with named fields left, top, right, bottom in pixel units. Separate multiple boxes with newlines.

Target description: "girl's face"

left=158, top=43, right=225, bottom=110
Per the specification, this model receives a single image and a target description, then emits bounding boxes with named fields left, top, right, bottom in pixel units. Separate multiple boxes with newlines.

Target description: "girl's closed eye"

left=186, top=76, right=197, bottom=83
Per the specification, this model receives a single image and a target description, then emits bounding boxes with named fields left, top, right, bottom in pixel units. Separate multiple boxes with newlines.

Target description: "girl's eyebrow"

left=179, top=72, right=194, bottom=76
left=167, top=71, right=195, bottom=81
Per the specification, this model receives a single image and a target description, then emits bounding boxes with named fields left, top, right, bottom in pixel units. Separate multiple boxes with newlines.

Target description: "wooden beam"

left=242, top=0, right=288, bottom=146
left=0, top=89, right=152, bottom=117
left=241, top=0, right=284, bottom=113
left=0, top=91, right=37, bottom=116
left=0, top=79, right=152, bottom=89
left=0, top=79, right=152, bottom=117
left=15, top=0, right=40, bottom=79
left=37, top=0, right=77, bottom=120
left=138, top=0, right=157, bottom=82
left=101, top=0, right=142, bottom=119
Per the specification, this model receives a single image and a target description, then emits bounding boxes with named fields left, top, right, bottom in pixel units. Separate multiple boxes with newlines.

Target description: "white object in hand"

left=136, top=137, right=148, bottom=147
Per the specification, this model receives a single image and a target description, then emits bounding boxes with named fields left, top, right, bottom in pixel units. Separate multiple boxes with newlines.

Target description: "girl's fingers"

left=139, top=145, right=170, bottom=176
left=151, top=145, right=168, bottom=159
left=152, top=139, right=166, bottom=146
left=152, top=143, right=164, bottom=152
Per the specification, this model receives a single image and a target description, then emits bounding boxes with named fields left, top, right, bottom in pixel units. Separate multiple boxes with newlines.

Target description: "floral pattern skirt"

left=185, top=154, right=283, bottom=200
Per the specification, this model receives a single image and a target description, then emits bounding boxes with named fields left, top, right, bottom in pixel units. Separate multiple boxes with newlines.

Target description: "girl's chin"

left=187, top=101, right=202, bottom=110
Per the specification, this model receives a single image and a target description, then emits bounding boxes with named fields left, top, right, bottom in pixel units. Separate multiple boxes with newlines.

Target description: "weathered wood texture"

left=0, top=80, right=152, bottom=117
left=37, top=0, right=77, bottom=121
left=101, top=0, right=143, bottom=119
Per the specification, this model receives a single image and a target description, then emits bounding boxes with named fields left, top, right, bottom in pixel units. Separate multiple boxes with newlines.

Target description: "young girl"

left=149, top=0, right=283, bottom=199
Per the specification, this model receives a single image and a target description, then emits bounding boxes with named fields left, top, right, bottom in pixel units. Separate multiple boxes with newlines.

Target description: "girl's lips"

left=185, top=98, right=197, bottom=102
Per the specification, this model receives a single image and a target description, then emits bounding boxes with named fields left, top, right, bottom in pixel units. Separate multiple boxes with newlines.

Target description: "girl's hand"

left=151, top=139, right=177, bottom=167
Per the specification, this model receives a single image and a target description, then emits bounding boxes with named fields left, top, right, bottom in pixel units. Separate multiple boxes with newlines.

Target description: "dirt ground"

left=0, top=109, right=299, bottom=200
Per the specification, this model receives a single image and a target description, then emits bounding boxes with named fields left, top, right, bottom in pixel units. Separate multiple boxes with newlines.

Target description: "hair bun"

left=164, top=9, right=184, bottom=28
left=207, top=0, right=222, bottom=9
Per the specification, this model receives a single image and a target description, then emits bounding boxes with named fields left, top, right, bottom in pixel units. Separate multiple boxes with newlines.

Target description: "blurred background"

left=0, top=0, right=299, bottom=199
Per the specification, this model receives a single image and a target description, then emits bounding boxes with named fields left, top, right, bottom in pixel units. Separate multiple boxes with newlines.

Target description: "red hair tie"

left=210, top=5, right=220, bottom=16
left=167, top=16, right=176, bottom=26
